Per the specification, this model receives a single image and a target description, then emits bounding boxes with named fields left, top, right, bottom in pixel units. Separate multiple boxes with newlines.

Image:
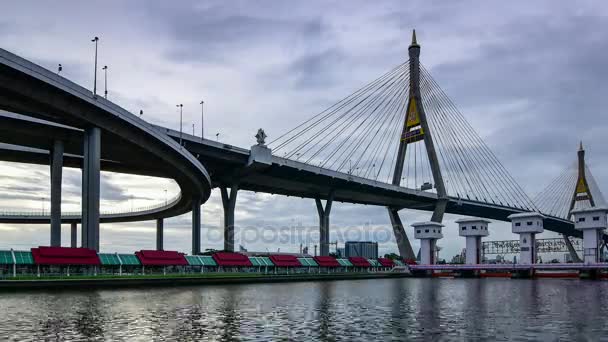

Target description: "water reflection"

left=1, top=279, right=608, bottom=340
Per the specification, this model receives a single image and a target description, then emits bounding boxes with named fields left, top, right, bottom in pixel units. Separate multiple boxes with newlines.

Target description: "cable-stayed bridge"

left=0, top=31, right=598, bottom=257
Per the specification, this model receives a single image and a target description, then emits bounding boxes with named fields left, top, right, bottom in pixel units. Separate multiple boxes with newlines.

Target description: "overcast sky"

left=1, top=1, right=607, bottom=259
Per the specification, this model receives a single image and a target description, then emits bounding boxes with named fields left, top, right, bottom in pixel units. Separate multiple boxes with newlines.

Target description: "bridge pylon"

left=388, top=30, right=448, bottom=260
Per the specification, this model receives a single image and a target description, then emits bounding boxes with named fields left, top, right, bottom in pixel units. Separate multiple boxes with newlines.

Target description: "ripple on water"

left=1, top=278, right=608, bottom=341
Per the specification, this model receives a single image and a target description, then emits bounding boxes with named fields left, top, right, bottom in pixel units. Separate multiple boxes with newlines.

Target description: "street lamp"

left=216, top=133, right=219, bottom=141
left=192, top=123, right=195, bottom=135
left=176, top=104, right=183, bottom=146
left=200, top=100, right=204, bottom=139
left=139, top=110, right=143, bottom=118
left=91, top=36, right=99, bottom=95
left=102, top=65, right=108, bottom=99
left=57, top=64, right=62, bottom=74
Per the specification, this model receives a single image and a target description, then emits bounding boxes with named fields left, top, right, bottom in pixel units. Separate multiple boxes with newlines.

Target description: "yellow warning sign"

left=576, top=177, right=589, bottom=194
left=406, top=98, right=421, bottom=128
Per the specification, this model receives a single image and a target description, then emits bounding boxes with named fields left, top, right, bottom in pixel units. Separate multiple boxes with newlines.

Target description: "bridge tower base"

left=387, top=208, right=415, bottom=260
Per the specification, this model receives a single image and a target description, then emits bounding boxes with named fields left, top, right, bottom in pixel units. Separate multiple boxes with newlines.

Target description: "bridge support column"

left=82, top=127, right=101, bottom=251
left=387, top=208, right=415, bottom=260
left=220, top=184, right=239, bottom=252
left=156, top=218, right=164, bottom=251
left=70, top=223, right=77, bottom=248
left=192, top=198, right=201, bottom=255
left=50, top=140, right=64, bottom=247
left=315, top=191, right=334, bottom=257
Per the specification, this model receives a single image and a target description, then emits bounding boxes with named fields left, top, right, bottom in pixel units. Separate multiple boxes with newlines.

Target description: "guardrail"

left=0, top=193, right=182, bottom=218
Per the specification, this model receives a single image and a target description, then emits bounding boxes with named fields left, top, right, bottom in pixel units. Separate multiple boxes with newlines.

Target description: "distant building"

left=336, top=248, right=345, bottom=258
left=345, top=241, right=378, bottom=259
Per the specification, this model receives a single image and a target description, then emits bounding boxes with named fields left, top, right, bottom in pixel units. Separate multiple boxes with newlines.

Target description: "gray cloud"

left=0, top=1, right=607, bottom=259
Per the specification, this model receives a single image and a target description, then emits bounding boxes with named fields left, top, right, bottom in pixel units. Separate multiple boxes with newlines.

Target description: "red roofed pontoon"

left=269, top=255, right=301, bottom=267
left=348, top=256, right=371, bottom=267
left=377, top=258, right=395, bottom=267
left=212, top=252, right=252, bottom=267
left=135, top=250, right=188, bottom=266
left=31, top=246, right=100, bottom=265
left=313, top=256, right=340, bottom=267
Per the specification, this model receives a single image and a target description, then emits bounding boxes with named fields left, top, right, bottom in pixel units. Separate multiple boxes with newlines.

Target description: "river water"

left=0, top=278, right=607, bottom=341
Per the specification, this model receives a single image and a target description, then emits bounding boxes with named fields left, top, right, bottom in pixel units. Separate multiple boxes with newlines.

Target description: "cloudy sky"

left=1, top=1, right=607, bottom=259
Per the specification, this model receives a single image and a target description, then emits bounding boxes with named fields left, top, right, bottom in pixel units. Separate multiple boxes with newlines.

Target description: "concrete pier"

left=192, top=198, right=201, bottom=255
left=156, top=218, right=164, bottom=251
left=50, top=140, right=63, bottom=246
left=220, top=184, right=239, bottom=252
left=70, top=223, right=77, bottom=248
left=315, top=192, right=334, bottom=256
left=82, top=127, right=101, bottom=251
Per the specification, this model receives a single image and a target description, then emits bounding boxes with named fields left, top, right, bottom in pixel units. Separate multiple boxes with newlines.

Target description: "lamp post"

left=91, top=36, right=99, bottom=95
left=102, top=65, right=108, bottom=99
left=200, top=100, right=204, bottom=139
left=57, top=64, right=62, bottom=74
left=176, top=104, right=183, bottom=146
left=215, top=133, right=219, bottom=141
left=192, top=124, right=195, bottom=135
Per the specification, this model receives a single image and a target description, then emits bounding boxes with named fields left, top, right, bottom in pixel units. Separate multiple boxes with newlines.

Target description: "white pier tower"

left=571, top=207, right=607, bottom=264
left=507, top=212, right=545, bottom=264
left=455, top=218, right=490, bottom=264
left=412, top=221, right=444, bottom=265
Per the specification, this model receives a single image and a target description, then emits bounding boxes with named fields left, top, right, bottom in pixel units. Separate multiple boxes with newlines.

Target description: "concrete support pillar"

left=315, top=191, right=334, bottom=256
left=220, top=184, right=239, bottom=252
left=82, top=127, right=101, bottom=251
left=387, top=208, right=415, bottom=260
left=156, top=218, right=164, bottom=251
left=192, top=198, right=201, bottom=255
left=465, top=236, right=482, bottom=264
left=70, top=223, right=77, bottom=248
left=419, top=239, right=437, bottom=265
left=518, top=233, right=536, bottom=265
left=50, top=140, right=64, bottom=246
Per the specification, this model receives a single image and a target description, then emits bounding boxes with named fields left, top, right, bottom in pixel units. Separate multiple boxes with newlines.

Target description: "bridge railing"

left=0, top=193, right=182, bottom=218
